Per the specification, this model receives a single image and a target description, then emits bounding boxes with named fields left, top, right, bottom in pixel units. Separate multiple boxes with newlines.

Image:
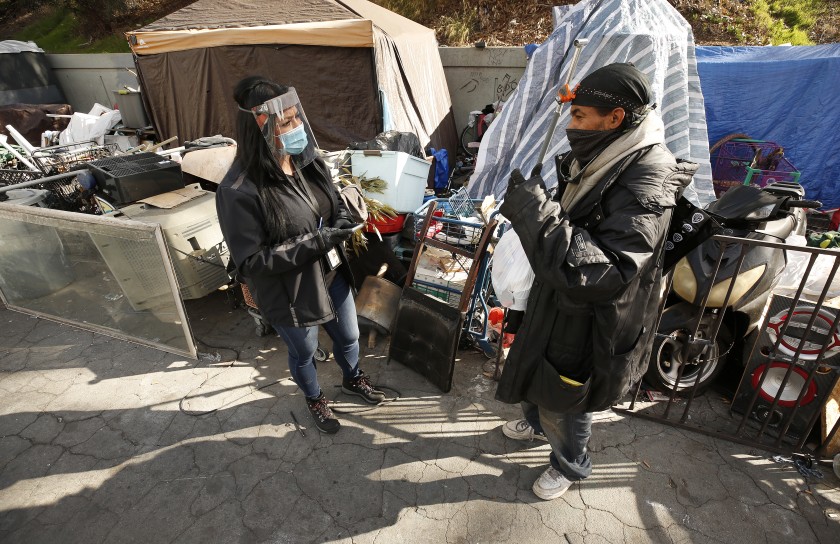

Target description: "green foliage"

left=12, top=4, right=130, bottom=53
left=751, top=0, right=819, bottom=45
left=437, top=2, right=477, bottom=46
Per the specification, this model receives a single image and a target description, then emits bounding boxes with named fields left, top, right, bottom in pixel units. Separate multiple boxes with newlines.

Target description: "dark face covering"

left=566, top=128, right=624, bottom=166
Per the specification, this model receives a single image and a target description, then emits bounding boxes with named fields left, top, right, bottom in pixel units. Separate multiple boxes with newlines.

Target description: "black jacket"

left=496, top=144, right=696, bottom=412
left=216, top=157, right=354, bottom=328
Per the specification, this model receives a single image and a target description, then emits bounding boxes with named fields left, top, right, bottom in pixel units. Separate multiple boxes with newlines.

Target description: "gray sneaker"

left=502, top=419, right=548, bottom=442
left=533, top=466, right=573, bottom=500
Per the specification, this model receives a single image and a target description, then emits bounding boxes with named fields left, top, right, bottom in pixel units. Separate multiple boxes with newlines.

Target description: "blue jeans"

left=274, top=274, right=360, bottom=399
left=522, top=401, right=593, bottom=481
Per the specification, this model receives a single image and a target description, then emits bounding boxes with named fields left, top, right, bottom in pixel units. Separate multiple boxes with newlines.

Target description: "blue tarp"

left=696, top=45, right=840, bottom=209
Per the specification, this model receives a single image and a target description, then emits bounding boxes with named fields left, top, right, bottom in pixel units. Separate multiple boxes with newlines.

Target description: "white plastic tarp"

left=58, top=103, right=122, bottom=146
left=467, top=0, right=713, bottom=205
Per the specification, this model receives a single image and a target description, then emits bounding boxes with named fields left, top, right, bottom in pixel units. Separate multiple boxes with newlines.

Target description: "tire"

left=460, top=124, right=478, bottom=157
left=314, top=345, right=330, bottom=362
left=644, top=305, right=733, bottom=395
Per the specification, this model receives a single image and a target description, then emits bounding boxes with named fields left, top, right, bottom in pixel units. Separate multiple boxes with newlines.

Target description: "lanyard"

left=287, top=168, right=321, bottom=221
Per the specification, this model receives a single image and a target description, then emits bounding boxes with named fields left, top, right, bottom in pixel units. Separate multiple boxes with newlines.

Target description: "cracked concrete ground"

left=1, top=291, right=839, bottom=544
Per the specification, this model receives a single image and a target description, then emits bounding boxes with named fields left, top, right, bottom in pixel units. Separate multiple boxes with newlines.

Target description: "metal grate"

left=615, top=235, right=840, bottom=460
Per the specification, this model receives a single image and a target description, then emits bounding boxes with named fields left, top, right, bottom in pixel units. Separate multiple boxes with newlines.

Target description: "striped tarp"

left=467, top=0, right=713, bottom=206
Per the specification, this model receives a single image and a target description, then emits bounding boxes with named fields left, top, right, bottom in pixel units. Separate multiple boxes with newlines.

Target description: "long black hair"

left=233, top=76, right=294, bottom=242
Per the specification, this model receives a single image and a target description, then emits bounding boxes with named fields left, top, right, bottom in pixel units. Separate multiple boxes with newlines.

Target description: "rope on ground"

left=178, top=336, right=293, bottom=417
left=772, top=454, right=824, bottom=480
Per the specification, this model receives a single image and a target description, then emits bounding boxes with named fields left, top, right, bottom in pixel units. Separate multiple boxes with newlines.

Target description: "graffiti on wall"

left=459, top=71, right=519, bottom=103
left=495, top=74, right=517, bottom=102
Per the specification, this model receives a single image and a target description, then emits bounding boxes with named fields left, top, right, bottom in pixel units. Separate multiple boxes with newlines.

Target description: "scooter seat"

left=756, top=214, right=796, bottom=240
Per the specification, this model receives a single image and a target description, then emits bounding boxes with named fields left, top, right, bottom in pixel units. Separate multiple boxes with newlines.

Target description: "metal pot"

left=355, top=273, right=402, bottom=348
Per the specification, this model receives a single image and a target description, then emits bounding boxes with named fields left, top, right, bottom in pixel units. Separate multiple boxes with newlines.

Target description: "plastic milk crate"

left=349, top=150, right=431, bottom=213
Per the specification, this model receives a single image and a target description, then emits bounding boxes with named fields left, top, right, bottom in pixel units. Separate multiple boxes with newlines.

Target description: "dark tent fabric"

left=0, top=41, right=66, bottom=106
left=696, top=45, right=840, bottom=209
left=128, top=0, right=457, bottom=157
left=135, top=45, right=381, bottom=151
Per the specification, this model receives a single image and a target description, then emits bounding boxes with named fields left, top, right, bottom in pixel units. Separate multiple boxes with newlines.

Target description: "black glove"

left=333, top=217, right=357, bottom=230
left=318, top=227, right=355, bottom=251
left=506, top=163, right=543, bottom=198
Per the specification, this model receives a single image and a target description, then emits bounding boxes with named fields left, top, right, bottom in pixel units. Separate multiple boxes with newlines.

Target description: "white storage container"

left=349, top=150, right=430, bottom=213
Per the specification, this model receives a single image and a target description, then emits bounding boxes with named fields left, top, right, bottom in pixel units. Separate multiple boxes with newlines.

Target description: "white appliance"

left=94, top=186, right=229, bottom=309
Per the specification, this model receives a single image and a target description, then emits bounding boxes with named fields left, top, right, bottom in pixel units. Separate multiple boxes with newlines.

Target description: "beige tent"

left=127, top=0, right=457, bottom=155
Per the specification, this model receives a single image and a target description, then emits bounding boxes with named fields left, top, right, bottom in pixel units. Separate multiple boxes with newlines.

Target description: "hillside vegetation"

left=0, top=0, right=837, bottom=53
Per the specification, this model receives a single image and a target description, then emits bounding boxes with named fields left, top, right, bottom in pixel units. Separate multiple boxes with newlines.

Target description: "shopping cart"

left=0, top=142, right=120, bottom=213
left=30, top=142, right=119, bottom=175
left=388, top=188, right=499, bottom=391
left=239, top=282, right=330, bottom=361
left=409, top=187, right=501, bottom=355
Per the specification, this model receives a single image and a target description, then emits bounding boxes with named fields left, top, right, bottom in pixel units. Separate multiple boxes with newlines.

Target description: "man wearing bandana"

left=495, top=63, right=698, bottom=500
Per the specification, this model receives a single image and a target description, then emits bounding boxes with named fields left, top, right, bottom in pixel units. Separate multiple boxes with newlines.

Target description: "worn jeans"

left=274, top=274, right=360, bottom=399
left=522, top=401, right=593, bottom=481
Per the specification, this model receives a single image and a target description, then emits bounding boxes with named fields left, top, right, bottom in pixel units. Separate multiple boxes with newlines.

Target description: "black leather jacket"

left=496, top=144, right=697, bottom=412
left=216, top=158, right=354, bottom=328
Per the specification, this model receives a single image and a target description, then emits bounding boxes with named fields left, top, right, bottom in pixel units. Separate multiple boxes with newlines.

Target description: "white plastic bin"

left=349, top=150, right=430, bottom=213
left=112, top=90, right=150, bottom=128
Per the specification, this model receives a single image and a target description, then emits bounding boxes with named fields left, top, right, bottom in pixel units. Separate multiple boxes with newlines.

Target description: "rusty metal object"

left=355, top=269, right=402, bottom=348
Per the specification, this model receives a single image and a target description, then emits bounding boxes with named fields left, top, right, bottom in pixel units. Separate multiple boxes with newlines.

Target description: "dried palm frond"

left=328, top=155, right=400, bottom=255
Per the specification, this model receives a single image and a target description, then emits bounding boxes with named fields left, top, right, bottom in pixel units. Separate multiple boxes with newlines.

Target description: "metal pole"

left=536, top=38, right=589, bottom=166
left=0, top=169, right=85, bottom=194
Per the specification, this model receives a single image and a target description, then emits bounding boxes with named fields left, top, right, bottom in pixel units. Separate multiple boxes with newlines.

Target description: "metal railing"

left=614, top=234, right=840, bottom=459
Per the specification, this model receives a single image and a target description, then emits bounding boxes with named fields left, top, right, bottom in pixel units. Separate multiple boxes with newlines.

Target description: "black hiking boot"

left=341, top=371, right=386, bottom=404
left=306, top=393, right=340, bottom=434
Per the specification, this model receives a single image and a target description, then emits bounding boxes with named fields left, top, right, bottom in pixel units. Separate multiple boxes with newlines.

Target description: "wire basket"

left=0, top=168, right=42, bottom=186
left=448, top=186, right=478, bottom=218
left=412, top=189, right=485, bottom=247
left=711, top=139, right=800, bottom=196
left=241, top=283, right=258, bottom=310
left=31, top=143, right=119, bottom=175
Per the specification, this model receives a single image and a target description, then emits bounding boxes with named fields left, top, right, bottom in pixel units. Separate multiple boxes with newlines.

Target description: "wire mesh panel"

left=31, top=143, right=119, bottom=175
left=0, top=168, right=41, bottom=186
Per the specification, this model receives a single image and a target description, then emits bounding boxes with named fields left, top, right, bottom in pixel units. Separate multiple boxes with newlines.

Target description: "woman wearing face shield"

left=216, top=76, right=385, bottom=434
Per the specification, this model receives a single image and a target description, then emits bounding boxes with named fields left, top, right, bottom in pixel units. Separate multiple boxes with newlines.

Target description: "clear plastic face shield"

left=242, top=87, right=318, bottom=170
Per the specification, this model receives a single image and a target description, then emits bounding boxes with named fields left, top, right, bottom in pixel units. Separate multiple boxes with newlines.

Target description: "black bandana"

left=566, top=128, right=623, bottom=166
left=571, top=62, right=652, bottom=112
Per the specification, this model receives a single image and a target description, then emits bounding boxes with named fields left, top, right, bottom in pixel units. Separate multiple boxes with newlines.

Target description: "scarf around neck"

left=560, top=110, right=665, bottom=211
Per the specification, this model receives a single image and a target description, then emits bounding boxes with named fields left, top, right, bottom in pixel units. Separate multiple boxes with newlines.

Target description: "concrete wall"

left=47, top=54, right=139, bottom=114
left=47, top=48, right=527, bottom=139
left=438, top=47, right=527, bottom=137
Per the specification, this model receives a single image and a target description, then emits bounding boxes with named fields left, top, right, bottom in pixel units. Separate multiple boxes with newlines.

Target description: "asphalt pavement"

left=1, top=291, right=838, bottom=543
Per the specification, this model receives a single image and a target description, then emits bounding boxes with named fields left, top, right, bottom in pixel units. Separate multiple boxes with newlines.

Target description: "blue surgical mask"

left=279, top=124, right=308, bottom=155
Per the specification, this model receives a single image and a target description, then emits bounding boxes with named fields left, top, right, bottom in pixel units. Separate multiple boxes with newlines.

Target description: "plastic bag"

left=428, top=147, right=449, bottom=191
left=491, top=227, right=534, bottom=310
left=348, top=130, right=423, bottom=158
left=776, top=234, right=840, bottom=300
left=58, top=103, right=121, bottom=146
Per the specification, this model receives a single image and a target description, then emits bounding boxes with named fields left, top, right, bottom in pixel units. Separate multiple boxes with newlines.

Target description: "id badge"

left=326, top=247, right=341, bottom=271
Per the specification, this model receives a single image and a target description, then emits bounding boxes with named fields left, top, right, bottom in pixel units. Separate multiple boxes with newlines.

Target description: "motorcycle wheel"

left=645, top=305, right=733, bottom=395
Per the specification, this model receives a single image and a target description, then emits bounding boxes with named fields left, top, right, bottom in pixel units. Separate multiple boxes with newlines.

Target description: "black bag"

left=662, top=196, right=719, bottom=272
left=348, top=131, right=424, bottom=158
left=338, top=183, right=368, bottom=223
